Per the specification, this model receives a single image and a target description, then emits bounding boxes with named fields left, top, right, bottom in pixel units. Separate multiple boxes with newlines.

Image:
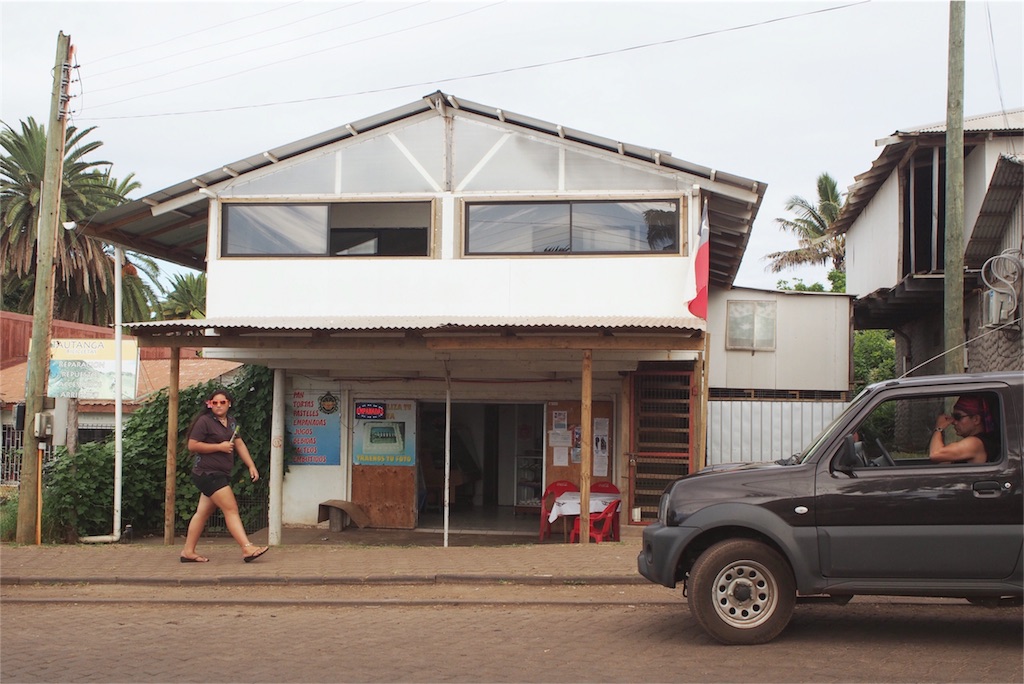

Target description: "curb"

left=0, top=574, right=648, bottom=587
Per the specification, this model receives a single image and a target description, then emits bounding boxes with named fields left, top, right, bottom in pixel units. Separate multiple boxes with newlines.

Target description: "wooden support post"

left=163, top=350, right=179, bottom=544
left=579, top=349, right=593, bottom=544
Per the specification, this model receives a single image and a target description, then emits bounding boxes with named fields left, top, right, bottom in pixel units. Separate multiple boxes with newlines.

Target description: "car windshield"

left=796, top=386, right=871, bottom=464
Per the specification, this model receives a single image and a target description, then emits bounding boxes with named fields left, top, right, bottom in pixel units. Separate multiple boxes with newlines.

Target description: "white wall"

left=206, top=237, right=691, bottom=319
left=846, top=172, right=901, bottom=296
left=707, top=287, right=851, bottom=391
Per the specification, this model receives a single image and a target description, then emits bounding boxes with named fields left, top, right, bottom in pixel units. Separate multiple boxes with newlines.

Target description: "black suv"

left=638, top=371, right=1023, bottom=644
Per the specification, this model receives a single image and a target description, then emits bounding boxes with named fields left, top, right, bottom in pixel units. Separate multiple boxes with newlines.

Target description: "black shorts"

left=191, top=471, right=231, bottom=498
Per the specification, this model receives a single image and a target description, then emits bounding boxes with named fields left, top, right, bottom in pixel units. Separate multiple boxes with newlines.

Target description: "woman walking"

left=180, top=388, right=269, bottom=563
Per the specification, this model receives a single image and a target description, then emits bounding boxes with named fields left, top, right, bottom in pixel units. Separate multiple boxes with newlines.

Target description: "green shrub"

left=0, top=489, right=18, bottom=541
left=44, top=364, right=285, bottom=539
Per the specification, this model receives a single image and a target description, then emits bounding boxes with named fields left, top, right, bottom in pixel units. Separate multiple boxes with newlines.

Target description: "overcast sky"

left=2, top=0, right=1022, bottom=290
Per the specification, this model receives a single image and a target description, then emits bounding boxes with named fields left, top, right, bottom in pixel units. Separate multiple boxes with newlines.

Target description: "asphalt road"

left=2, top=584, right=1021, bottom=683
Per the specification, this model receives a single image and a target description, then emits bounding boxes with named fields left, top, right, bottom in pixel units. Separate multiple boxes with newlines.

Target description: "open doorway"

left=417, top=402, right=544, bottom=532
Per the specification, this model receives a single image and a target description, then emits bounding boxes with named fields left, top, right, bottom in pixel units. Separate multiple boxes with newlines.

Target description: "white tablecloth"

left=548, top=492, right=620, bottom=523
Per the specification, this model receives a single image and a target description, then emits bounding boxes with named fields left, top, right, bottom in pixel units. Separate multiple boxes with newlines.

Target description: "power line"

left=88, top=0, right=307, bottom=66
left=87, top=1, right=380, bottom=90
left=81, top=0, right=871, bottom=121
left=82, top=1, right=498, bottom=111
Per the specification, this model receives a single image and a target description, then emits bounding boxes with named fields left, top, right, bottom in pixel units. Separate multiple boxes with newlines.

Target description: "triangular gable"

left=221, top=110, right=691, bottom=198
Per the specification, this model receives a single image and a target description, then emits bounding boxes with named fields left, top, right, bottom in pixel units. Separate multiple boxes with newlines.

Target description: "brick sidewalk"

left=1, top=525, right=646, bottom=587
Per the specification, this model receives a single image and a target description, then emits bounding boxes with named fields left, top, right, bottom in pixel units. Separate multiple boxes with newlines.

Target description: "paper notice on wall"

left=593, top=417, right=610, bottom=476
left=553, top=446, right=569, bottom=467
left=552, top=411, right=568, bottom=431
left=548, top=430, right=571, bottom=447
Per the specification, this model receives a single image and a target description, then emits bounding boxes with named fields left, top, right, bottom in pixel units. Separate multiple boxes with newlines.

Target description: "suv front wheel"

left=688, top=539, right=796, bottom=645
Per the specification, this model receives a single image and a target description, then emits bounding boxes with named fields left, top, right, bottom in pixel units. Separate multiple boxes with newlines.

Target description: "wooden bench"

left=317, top=500, right=370, bottom=532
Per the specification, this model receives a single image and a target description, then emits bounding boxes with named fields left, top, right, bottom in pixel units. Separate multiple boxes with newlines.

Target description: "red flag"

left=687, top=200, right=710, bottom=319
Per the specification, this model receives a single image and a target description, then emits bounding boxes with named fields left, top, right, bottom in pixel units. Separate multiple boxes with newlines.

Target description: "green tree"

left=0, top=117, right=160, bottom=324
left=776, top=269, right=845, bottom=293
left=854, top=329, right=896, bottom=390
left=766, top=172, right=846, bottom=274
left=161, top=271, right=206, bottom=319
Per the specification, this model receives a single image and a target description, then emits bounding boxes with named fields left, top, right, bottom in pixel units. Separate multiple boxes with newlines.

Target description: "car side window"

left=843, top=391, right=1002, bottom=467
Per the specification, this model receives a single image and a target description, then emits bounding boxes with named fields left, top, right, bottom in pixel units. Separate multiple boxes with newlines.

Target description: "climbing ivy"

left=44, top=365, right=288, bottom=540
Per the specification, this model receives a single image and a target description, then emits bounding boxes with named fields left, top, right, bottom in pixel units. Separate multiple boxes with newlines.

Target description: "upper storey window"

left=465, top=200, right=679, bottom=255
left=222, top=202, right=431, bottom=257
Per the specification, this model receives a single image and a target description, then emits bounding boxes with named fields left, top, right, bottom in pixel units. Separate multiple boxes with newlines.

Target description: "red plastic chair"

left=590, top=481, right=621, bottom=538
left=570, top=498, right=621, bottom=543
left=539, top=480, right=579, bottom=541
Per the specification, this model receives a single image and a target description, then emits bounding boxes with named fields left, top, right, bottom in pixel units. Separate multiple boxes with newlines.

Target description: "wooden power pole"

left=944, top=1, right=965, bottom=375
left=16, top=32, right=73, bottom=544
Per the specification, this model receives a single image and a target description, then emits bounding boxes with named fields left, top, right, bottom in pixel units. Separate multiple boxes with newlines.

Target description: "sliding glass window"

left=465, top=200, right=679, bottom=255
left=222, top=202, right=431, bottom=257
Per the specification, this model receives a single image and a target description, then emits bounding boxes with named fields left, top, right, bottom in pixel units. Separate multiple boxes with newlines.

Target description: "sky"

left=2, top=0, right=1022, bottom=291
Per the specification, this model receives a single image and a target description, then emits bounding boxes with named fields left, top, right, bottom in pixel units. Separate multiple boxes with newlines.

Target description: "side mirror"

left=832, top=435, right=861, bottom=476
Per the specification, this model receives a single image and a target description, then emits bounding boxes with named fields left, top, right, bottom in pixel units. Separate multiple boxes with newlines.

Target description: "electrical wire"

left=82, top=1, right=494, bottom=112
left=89, top=2, right=362, bottom=79
left=984, top=3, right=1019, bottom=155
left=88, top=0, right=307, bottom=66
left=79, top=0, right=871, bottom=121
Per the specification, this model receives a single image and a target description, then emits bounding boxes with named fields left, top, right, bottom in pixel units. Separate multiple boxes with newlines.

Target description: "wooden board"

left=351, top=465, right=417, bottom=529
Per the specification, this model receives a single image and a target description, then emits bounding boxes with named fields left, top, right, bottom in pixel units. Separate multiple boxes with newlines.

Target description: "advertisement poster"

left=353, top=400, right=417, bottom=466
left=47, top=339, right=138, bottom=400
left=287, top=390, right=341, bottom=466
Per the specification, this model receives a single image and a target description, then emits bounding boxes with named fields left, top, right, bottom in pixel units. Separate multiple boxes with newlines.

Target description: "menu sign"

left=287, top=390, right=341, bottom=466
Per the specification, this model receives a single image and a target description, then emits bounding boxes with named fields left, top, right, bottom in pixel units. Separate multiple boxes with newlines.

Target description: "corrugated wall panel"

left=707, top=400, right=848, bottom=465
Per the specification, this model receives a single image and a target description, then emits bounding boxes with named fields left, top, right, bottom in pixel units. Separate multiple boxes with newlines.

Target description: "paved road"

left=2, top=585, right=1021, bottom=683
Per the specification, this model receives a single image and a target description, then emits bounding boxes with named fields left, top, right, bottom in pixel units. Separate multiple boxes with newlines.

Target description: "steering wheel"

left=874, top=438, right=896, bottom=467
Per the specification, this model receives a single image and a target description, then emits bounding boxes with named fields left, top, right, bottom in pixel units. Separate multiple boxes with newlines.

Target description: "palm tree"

left=161, top=271, right=206, bottom=319
left=1, top=117, right=160, bottom=324
left=765, top=172, right=846, bottom=273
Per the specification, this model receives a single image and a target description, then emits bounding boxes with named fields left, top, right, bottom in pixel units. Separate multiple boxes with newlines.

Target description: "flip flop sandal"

left=242, top=544, right=268, bottom=563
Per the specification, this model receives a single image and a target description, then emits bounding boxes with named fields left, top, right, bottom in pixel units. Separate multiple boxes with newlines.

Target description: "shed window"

left=222, top=202, right=431, bottom=257
left=726, top=301, right=776, bottom=351
left=465, top=200, right=679, bottom=255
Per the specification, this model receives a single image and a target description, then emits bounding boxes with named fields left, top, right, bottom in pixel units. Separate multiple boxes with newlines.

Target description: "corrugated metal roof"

left=901, top=109, right=1024, bottom=134
left=84, top=91, right=765, bottom=288
left=833, top=108, right=1023, bottom=235
left=965, top=154, right=1024, bottom=268
left=123, top=315, right=707, bottom=334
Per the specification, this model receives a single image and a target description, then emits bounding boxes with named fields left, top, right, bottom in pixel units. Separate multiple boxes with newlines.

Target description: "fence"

left=707, top=399, right=849, bottom=465
left=1, top=425, right=57, bottom=485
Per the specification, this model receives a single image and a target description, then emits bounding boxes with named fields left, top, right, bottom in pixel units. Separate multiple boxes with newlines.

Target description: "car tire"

left=689, top=539, right=796, bottom=645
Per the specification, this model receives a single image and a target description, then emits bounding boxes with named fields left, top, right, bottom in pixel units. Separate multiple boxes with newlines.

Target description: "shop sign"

left=354, top=400, right=417, bottom=466
left=287, top=390, right=341, bottom=465
left=47, top=339, right=138, bottom=400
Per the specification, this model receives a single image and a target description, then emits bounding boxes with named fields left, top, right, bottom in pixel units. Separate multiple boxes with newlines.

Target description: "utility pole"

left=944, top=1, right=965, bottom=375
left=16, top=32, right=73, bottom=543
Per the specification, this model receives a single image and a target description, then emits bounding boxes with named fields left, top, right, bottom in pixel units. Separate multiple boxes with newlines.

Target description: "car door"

left=814, top=385, right=1021, bottom=581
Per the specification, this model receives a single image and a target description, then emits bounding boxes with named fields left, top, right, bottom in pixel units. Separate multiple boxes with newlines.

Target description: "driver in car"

left=930, top=394, right=998, bottom=464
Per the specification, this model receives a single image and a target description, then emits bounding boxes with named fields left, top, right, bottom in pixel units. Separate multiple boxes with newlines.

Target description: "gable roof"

left=832, top=108, right=1024, bottom=235
left=83, top=91, right=765, bottom=289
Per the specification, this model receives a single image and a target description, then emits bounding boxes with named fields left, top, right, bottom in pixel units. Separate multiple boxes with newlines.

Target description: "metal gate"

left=628, top=369, right=695, bottom=524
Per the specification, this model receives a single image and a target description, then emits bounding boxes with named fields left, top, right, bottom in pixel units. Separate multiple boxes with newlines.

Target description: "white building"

left=87, top=92, right=849, bottom=535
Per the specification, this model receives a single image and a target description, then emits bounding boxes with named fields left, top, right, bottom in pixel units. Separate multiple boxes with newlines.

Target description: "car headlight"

left=658, top=491, right=671, bottom=525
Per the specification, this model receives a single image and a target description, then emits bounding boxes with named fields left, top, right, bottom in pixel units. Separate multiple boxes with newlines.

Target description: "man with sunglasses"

left=930, top=394, right=1000, bottom=464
